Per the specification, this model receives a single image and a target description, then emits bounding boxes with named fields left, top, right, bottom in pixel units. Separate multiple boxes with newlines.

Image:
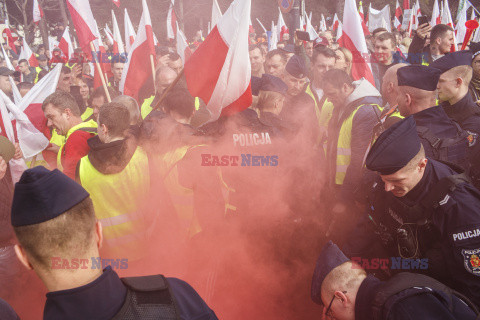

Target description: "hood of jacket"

left=344, top=78, right=382, bottom=107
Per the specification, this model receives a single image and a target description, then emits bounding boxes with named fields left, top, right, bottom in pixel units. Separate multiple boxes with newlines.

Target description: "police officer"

left=11, top=167, right=219, bottom=320
left=311, top=241, right=479, bottom=319
left=344, top=116, right=480, bottom=306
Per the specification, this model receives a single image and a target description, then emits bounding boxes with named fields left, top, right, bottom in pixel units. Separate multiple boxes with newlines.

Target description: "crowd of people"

left=0, top=9, right=480, bottom=320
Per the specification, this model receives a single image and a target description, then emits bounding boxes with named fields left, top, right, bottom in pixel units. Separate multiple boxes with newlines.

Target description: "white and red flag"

left=359, top=1, right=365, bottom=21
left=306, top=13, right=319, bottom=40
left=441, top=0, right=454, bottom=28
left=212, top=0, right=223, bottom=29
left=332, top=13, right=340, bottom=31
left=33, top=0, right=44, bottom=25
left=339, top=0, right=374, bottom=85
left=431, top=0, right=441, bottom=26
left=167, top=0, right=177, bottom=40
left=277, top=7, right=289, bottom=41
left=3, top=20, right=17, bottom=54
left=112, top=10, right=125, bottom=54
left=58, top=26, right=74, bottom=60
left=185, top=0, right=252, bottom=121
left=124, top=9, right=136, bottom=53
left=176, top=22, right=191, bottom=66
left=113, top=0, right=120, bottom=7
left=320, top=14, right=327, bottom=32
left=394, top=0, right=402, bottom=30
left=66, top=0, right=98, bottom=55
left=93, top=23, right=112, bottom=89
left=119, top=0, right=155, bottom=99
left=19, top=38, right=39, bottom=67
left=105, top=25, right=115, bottom=47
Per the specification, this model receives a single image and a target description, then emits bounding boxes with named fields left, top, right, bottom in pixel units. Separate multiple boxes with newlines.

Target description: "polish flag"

left=167, top=0, right=177, bottom=40
left=3, top=21, right=17, bottom=54
left=112, top=10, right=125, bottom=54
left=212, top=0, right=223, bottom=29
left=66, top=0, right=98, bottom=55
left=441, top=0, right=454, bottom=29
left=403, top=0, right=410, bottom=10
left=332, top=13, right=340, bottom=31
left=431, top=0, right=441, bottom=26
left=455, top=1, right=470, bottom=50
left=93, top=23, right=112, bottom=89
left=105, top=25, right=115, bottom=47
left=277, top=8, right=289, bottom=41
left=119, top=0, right=155, bottom=99
left=336, top=21, right=343, bottom=41
left=33, top=0, right=44, bottom=25
left=58, top=26, right=74, bottom=60
left=125, top=9, right=136, bottom=53
left=306, top=13, right=319, bottom=40
left=320, top=14, right=327, bottom=32
left=1, top=45, right=14, bottom=71
left=19, top=63, right=62, bottom=145
left=269, top=22, right=278, bottom=51
left=176, top=23, right=191, bottom=66
left=394, top=0, right=402, bottom=30
left=113, top=0, right=120, bottom=7
left=339, top=0, right=374, bottom=85
left=19, top=38, right=39, bottom=67
left=359, top=1, right=365, bottom=21
left=184, top=0, right=252, bottom=121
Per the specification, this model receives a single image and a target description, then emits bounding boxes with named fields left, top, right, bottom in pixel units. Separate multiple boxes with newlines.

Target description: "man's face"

left=472, top=55, right=480, bottom=78
left=112, top=63, right=124, bottom=81
left=335, top=50, right=348, bottom=72
left=437, top=71, right=458, bottom=102
left=374, top=39, right=394, bottom=65
left=305, top=42, right=314, bottom=58
left=156, top=71, right=176, bottom=94
left=312, top=54, right=336, bottom=82
left=39, top=60, right=48, bottom=68
left=249, top=48, right=265, bottom=73
left=92, top=96, right=105, bottom=121
left=168, top=59, right=182, bottom=75
left=438, top=30, right=455, bottom=54
left=38, top=47, right=45, bottom=55
left=79, top=81, right=90, bottom=101
left=380, top=160, right=426, bottom=197
left=19, top=62, right=29, bottom=73
left=323, top=83, right=348, bottom=107
left=324, top=32, right=333, bottom=46
left=0, top=75, right=12, bottom=94
left=265, top=54, right=286, bottom=78
left=57, top=72, right=71, bottom=92
left=43, top=104, right=71, bottom=136
left=282, top=72, right=307, bottom=97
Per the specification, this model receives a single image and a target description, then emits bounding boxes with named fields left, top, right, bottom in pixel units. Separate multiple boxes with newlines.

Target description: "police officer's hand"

left=416, top=23, right=432, bottom=40
left=0, top=156, right=7, bottom=180
left=13, top=142, right=22, bottom=160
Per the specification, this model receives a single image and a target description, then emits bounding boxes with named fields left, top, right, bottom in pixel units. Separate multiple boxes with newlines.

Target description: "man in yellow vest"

left=42, top=91, right=96, bottom=179
left=141, top=66, right=177, bottom=120
left=322, top=68, right=382, bottom=227
left=76, top=103, right=151, bottom=266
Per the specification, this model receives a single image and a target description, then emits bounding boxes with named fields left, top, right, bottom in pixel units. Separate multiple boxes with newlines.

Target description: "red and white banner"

left=368, top=5, right=391, bottom=32
left=3, top=21, right=17, bottom=54
left=19, top=38, right=39, bottom=67
left=306, top=13, right=319, bottom=40
left=113, top=0, right=120, bottom=7
left=211, top=0, right=223, bottom=29
left=58, top=26, right=74, bottom=60
left=394, top=0, right=402, bottom=30
left=359, top=1, right=365, bottom=21
left=124, top=8, right=136, bottom=52
left=119, top=0, right=155, bottom=99
left=93, top=23, right=112, bottom=89
left=167, top=0, right=177, bottom=39
left=185, top=0, right=252, bottom=121
left=332, top=13, right=340, bottom=31
left=105, top=25, right=115, bottom=47
left=66, top=0, right=98, bottom=55
left=431, top=0, right=441, bottom=26
left=277, top=7, right=289, bottom=41
left=339, top=0, right=374, bottom=85
left=176, top=22, right=191, bottom=66
left=112, top=10, right=125, bottom=54
left=33, top=0, right=44, bottom=25
left=441, top=0, right=454, bottom=28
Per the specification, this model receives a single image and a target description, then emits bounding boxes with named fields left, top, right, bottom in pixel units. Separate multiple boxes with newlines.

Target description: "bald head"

left=381, top=63, right=408, bottom=107
left=397, top=85, right=437, bottom=116
left=155, top=66, right=177, bottom=95
left=112, top=95, right=141, bottom=125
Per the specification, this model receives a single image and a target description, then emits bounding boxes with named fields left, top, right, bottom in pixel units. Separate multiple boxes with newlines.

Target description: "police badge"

left=462, top=249, right=480, bottom=276
left=466, top=131, right=478, bottom=147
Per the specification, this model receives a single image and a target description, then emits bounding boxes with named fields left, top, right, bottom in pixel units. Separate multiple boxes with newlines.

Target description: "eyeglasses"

left=324, top=291, right=347, bottom=319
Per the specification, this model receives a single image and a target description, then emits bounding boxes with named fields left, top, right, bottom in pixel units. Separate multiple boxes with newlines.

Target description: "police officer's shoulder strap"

left=371, top=272, right=480, bottom=320
left=112, top=275, right=181, bottom=320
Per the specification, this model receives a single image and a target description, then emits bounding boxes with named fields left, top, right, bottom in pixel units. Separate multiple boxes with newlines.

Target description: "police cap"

left=470, top=42, right=480, bottom=59
left=366, top=116, right=422, bottom=175
left=311, top=241, right=349, bottom=305
left=397, top=65, right=442, bottom=91
left=429, top=51, right=473, bottom=73
left=11, top=167, right=90, bottom=227
left=285, top=55, right=307, bottom=79
left=258, top=74, right=288, bottom=95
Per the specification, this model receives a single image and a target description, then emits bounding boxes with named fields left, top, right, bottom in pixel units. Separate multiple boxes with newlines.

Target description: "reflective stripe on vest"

left=78, top=147, right=150, bottom=260
left=81, top=107, right=94, bottom=121
left=217, top=167, right=237, bottom=216
left=34, top=67, right=42, bottom=83
left=336, top=104, right=379, bottom=185
left=57, top=119, right=97, bottom=171
left=141, top=95, right=155, bottom=120
left=161, top=145, right=204, bottom=239
left=305, top=84, right=335, bottom=130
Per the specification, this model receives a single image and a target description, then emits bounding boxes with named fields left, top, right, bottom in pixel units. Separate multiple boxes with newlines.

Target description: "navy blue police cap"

left=311, top=241, right=349, bottom=305
left=470, top=42, right=480, bottom=59
left=258, top=74, right=288, bottom=95
left=429, top=50, right=473, bottom=73
left=11, top=167, right=90, bottom=227
left=366, top=116, right=422, bottom=175
left=280, top=43, right=295, bottom=54
left=397, top=65, right=442, bottom=91
left=285, top=55, right=307, bottom=79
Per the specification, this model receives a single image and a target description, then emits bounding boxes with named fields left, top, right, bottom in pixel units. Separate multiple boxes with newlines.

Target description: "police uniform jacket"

left=43, top=266, right=218, bottom=320
left=355, top=275, right=477, bottom=320
left=440, top=94, right=480, bottom=134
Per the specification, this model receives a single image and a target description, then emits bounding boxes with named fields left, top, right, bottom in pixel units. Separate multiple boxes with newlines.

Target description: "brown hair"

left=42, top=91, right=81, bottom=116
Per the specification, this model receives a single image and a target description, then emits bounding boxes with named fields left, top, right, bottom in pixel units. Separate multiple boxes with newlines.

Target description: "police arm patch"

left=461, top=248, right=480, bottom=276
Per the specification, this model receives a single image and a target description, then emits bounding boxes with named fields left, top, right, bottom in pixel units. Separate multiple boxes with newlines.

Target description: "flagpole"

left=150, top=54, right=156, bottom=84
left=152, top=68, right=184, bottom=111
left=89, top=42, right=112, bottom=102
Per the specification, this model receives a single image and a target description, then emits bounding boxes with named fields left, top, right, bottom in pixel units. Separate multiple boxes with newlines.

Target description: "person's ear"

left=95, top=220, right=103, bottom=249
left=405, top=93, right=412, bottom=108
left=335, top=290, right=349, bottom=305
left=456, top=77, right=463, bottom=87
left=418, top=158, right=428, bottom=172
left=14, top=244, right=34, bottom=270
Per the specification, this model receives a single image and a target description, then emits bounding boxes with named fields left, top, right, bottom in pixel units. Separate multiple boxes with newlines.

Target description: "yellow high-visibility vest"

left=78, top=147, right=150, bottom=261
left=57, top=120, right=97, bottom=171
